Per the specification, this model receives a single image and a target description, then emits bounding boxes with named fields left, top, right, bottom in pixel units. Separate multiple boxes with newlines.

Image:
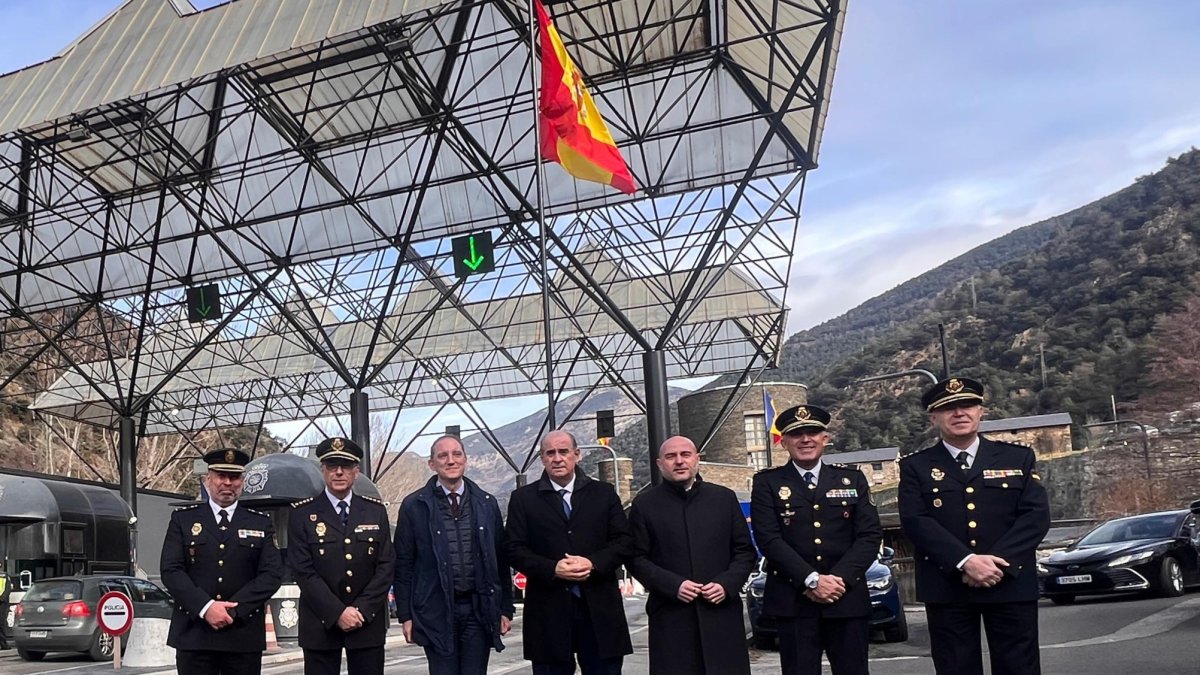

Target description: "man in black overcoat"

left=505, top=430, right=633, bottom=675
left=898, top=377, right=1050, bottom=675
left=161, top=449, right=283, bottom=675
left=628, top=435, right=756, bottom=675
left=289, top=437, right=394, bottom=675
left=751, top=405, right=882, bottom=675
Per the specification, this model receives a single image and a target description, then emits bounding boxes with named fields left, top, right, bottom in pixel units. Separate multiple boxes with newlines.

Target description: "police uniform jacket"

left=160, top=503, right=283, bottom=651
left=750, top=462, right=882, bottom=619
left=897, top=436, right=1051, bottom=604
left=288, top=493, right=394, bottom=650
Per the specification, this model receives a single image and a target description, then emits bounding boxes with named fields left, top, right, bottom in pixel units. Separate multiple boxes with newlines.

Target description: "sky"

left=2, top=1, right=1198, bottom=447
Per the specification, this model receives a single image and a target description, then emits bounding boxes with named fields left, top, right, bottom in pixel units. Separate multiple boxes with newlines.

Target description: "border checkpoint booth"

left=0, top=474, right=133, bottom=646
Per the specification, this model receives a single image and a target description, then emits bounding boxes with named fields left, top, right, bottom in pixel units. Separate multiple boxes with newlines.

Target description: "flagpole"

left=531, top=0, right=556, bottom=429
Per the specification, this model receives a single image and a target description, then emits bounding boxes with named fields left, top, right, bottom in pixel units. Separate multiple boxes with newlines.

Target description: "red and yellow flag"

left=535, top=0, right=636, bottom=194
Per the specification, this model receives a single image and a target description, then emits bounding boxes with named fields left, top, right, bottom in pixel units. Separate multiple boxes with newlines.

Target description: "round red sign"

left=97, top=591, right=134, bottom=636
left=513, top=572, right=527, bottom=591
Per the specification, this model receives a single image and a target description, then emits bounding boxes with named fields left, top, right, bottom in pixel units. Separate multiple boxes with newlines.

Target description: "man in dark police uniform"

left=161, top=448, right=282, bottom=675
left=750, top=405, right=882, bottom=675
left=289, top=437, right=394, bottom=675
left=898, top=377, right=1051, bottom=675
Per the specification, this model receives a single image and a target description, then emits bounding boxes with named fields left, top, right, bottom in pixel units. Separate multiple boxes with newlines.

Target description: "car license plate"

left=1057, top=574, right=1092, bottom=585
left=28, top=630, right=49, bottom=638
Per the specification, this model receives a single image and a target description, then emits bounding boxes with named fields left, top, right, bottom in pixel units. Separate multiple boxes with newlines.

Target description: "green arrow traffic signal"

left=452, top=231, right=495, bottom=278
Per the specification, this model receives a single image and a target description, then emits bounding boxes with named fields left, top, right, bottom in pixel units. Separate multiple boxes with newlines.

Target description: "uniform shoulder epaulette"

left=291, top=496, right=315, bottom=508
left=898, top=447, right=929, bottom=461
left=245, top=507, right=269, bottom=517
left=983, top=435, right=1035, bottom=451
left=828, top=462, right=849, bottom=469
left=175, top=503, right=201, bottom=511
left=359, top=494, right=386, bottom=506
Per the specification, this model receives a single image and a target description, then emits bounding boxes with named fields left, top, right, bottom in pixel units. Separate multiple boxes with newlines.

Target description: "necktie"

left=337, top=500, right=349, bottom=527
left=448, top=491, right=461, bottom=519
left=803, top=472, right=816, bottom=489
left=217, top=509, right=229, bottom=529
left=559, top=489, right=580, bottom=597
left=956, top=451, right=971, bottom=471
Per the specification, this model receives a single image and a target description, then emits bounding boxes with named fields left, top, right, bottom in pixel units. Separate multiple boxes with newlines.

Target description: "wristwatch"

left=806, top=574, right=820, bottom=590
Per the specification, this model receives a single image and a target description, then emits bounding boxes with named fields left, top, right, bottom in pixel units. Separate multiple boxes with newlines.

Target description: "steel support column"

left=119, top=415, right=137, bottom=516
left=350, top=390, right=371, bottom=478
left=644, top=350, right=671, bottom=486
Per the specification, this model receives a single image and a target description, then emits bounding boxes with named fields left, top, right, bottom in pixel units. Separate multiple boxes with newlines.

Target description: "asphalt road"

left=3, top=592, right=1199, bottom=674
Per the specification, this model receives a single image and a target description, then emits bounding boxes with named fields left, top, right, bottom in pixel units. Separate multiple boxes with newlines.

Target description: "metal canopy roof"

left=0, top=0, right=845, bottom=441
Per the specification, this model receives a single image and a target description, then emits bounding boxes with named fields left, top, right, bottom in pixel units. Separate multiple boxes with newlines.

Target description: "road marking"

left=488, top=663, right=531, bottom=674
left=1044, top=597, right=1200, bottom=649
left=15, top=664, right=99, bottom=675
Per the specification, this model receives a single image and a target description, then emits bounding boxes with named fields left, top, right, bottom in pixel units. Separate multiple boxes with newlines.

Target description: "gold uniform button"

left=1002, top=483, right=1009, bottom=488
left=967, top=503, right=976, bottom=510
left=932, top=487, right=939, bottom=493
left=347, top=570, right=354, bottom=577
left=346, top=586, right=352, bottom=593
left=215, top=594, right=222, bottom=600
left=218, top=560, right=224, bottom=567
left=816, top=555, right=823, bottom=561
left=813, top=504, right=820, bottom=511
left=217, top=577, right=223, bottom=583
left=970, top=540, right=977, bottom=547
left=814, top=522, right=822, bottom=528
left=841, top=501, right=848, bottom=506
left=966, top=487, right=975, bottom=494
left=345, top=538, right=351, bottom=545
left=968, top=521, right=977, bottom=529
left=219, top=544, right=225, bottom=550
left=346, top=554, right=353, bottom=560
left=814, top=538, right=822, bottom=545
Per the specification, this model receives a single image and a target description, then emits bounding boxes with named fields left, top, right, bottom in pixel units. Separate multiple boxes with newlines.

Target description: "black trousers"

left=176, top=649, right=264, bottom=675
left=425, top=596, right=493, bottom=675
left=531, top=595, right=623, bottom=675
left=777, top=615, right=870, bottom=675
left=303, top=645, right=385, bottom=675
left=926, top=601, right=1041, bottom=675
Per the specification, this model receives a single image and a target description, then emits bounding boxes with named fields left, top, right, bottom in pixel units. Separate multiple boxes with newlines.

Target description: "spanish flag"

left=763, top=390, right=782, bottom=445
left=535, top=0, right=637, bottom=194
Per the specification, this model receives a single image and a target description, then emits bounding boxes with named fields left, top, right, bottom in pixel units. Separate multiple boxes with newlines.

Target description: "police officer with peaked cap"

left=750, top=405, right=882, bottom=675
left=161, top=448, right=283, bottom=675
left=898, top=377, right=1050, bottom=675
left=289, top=437, right=394, bottom=675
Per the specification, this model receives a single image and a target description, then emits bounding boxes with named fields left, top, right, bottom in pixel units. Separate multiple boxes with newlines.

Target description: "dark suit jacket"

left=288, top=492, right=394, bottom=650
left=750, top=462, right=882, bottom=619
left=161, top=502, right=282, bottom=651
left=505, top=470, right=634, bottom=663
left=898, top=436, right=1050, bottom=604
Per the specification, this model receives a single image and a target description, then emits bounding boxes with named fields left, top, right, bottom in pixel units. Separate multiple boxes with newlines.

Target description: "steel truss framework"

left=0, top=0, right=844, bottom=480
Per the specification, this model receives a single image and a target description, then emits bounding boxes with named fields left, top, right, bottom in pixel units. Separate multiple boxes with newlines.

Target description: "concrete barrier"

left=121, top=617, right=175, bottom=667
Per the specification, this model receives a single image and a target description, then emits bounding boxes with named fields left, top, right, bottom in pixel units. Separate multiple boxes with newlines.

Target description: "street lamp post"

left=1083, top=420, right=1151, bottom=480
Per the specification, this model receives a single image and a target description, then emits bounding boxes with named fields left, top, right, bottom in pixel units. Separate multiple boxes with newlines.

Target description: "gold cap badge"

left=225, top=450, right=235, bottom=464
left=797, top=407, right=811, bottom=420
left=946, top=378, right=963, bottom=393
left=332, top=438, right=345, bottom=451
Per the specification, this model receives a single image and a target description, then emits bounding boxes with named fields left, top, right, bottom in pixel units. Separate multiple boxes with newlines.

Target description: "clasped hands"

left=676, top=580, right=727, bottom=604
left=803, top=574, right=845, bottom=604
left=961, top=554, right=1009, bottom=588
left=337, top=606, right=366, bottom=631
left=554, top=553, right=594, bottom=582
left=203, top=600, right=238, bottom=629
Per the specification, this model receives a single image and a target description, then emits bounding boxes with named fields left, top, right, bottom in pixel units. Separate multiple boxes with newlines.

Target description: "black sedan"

left=1039, top=509, right=1200, bottom=604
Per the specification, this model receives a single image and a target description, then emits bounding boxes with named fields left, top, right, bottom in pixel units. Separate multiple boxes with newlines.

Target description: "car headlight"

left=866, top=576, right=893, bottom=592
left=1105, top=550, right=1156, bottom=568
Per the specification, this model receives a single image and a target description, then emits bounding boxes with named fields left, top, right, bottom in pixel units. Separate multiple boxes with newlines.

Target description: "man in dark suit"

left=750, top=405, right=882, bottom=675
left=161, top=449, right=283, bottom=675
left=393, top=434, right=515, bottom=675
left=898, top=377, right=1051, bottom=675
left=289, top=438, right=394, bottom=675
left=505, top=430, right=633, bottom=675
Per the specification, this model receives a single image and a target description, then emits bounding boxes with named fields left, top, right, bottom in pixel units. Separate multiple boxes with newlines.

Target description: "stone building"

left=825, top=447, right=900, bottom=487
left=678, top=382, right=809, bottom=470
left=979, top=412, right=1073, bottom=458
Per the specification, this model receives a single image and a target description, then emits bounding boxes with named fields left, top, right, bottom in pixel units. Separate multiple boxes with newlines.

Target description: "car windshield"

left=1077, top=513, right=1181, bottom=545
left=24, top=580, right=83, bottom=602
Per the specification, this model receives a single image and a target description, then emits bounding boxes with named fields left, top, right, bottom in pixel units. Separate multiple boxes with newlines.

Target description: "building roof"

left=825, top=447, right=899, bottom=465
left=980, top=413, right=1073, bottom=433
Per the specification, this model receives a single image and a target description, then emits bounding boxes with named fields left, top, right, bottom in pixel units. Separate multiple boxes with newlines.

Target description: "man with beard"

left=161, top=449, right=282, bottom=675
left=289, top=438, right=394, bottom=675
left=751, top=405, right=882, bottom=675
left=898, top=377, right=1050, bottom=675
left=505, top=430, right=633, bottom=675
left=628, top=436, right=756, bottom=675
left=393, top=434, right=514, bottom=675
